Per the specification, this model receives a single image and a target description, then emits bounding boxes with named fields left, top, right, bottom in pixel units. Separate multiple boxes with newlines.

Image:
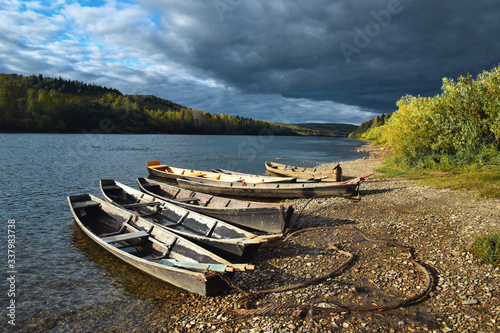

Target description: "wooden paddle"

left=159, top=259, right=255, bottom=273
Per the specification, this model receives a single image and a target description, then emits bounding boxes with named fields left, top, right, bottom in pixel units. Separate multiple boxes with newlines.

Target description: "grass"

left=376, top=163, right=500, bottom=199
left=419, top=166, right=500, bottom=198
left=471, top=233, right=500, bottom=265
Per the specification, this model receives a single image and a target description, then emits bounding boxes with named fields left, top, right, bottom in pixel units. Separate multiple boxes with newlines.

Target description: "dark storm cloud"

left=2, top=0, right=498, bottom=123
left=142, top=0, right=500, bottom=112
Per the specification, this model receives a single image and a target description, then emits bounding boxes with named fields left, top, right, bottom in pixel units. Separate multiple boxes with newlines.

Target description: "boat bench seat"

left=101, top=230, right=150, bottom=244
left=102, top=185, right=122, bottom=190
left=174, top=197, right=200, bottom=203
left=146, top=160, right=161, bottom=166
left=188, top=172, right=205, bottom=177
left=149, top=164, right=170, bottom=170
left=143, top=184, right=161, bottom=189
left=73, top=201, right=100, bottom=209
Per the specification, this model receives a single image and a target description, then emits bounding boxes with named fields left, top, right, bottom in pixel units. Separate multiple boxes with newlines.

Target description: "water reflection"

left=70, top=221, right=196, bottom=304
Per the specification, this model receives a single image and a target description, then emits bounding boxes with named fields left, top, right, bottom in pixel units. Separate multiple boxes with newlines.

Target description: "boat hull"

left=100, top=180, right=265, bottom=261
left=137, top=178, right=294, bottom=234
left=68, top=194, right=233, bottom=296
left=147, top=160, right=294, bottom=183
left=265, top=161, right=342, bottom=182
left=177, top=177, right=361, bottom=199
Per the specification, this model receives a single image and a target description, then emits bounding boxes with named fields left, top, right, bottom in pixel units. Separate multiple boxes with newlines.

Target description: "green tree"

left=363, top=64, right=500, bottom=168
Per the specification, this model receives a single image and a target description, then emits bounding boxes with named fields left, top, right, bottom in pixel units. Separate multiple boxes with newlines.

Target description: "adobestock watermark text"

left=340, top=0, right=411, bottom=64
left=6, top=219, right=16, bottom=326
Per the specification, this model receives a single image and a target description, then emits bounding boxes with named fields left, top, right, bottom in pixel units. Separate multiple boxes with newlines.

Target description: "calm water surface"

left=0, top=134, right=366, bottom=332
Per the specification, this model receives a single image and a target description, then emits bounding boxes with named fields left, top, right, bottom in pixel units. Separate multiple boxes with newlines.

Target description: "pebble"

left=146, top=153, right=500, bottom=333
left=463, top=299, right=479, bottom=305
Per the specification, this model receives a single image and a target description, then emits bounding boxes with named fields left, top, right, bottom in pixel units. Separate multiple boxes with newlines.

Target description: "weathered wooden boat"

left=213, top=168, right=325, bottom=183
left=137, top=177, right=294, bottom=234
left=100, top=179, right=272, bottom=261
left=147, top=160, right=295, bottom=183
left=68, top=194, right=254, bottom=296
left=265, top=161, right=342, bottom=181
left=212, top=168, right=275, bottom=179
left=177, top=177, right=362, bottom=199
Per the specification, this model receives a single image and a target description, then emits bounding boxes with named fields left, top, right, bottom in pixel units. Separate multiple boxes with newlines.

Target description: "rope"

left=283, top=197, right=316, bottom=236
left=215, top=226, right=432, bottom=322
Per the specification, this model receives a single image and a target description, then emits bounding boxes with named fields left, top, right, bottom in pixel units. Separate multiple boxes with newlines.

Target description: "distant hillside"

left=290, top=123, right=359, bottom=137
left=0, top=73, right=296, bottom=135
left=348, top=113, right=392, bottom=138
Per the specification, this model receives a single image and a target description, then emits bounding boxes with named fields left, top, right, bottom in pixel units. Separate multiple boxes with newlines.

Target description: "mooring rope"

left=283, top=197, right=317, bottom=236
left=214, top=226, right=432, bottom=323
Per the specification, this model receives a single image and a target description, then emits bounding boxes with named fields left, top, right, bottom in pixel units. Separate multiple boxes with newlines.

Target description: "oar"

left=122, top=201, right=162, bottom=208
left=252, top=233, right=283, bottom=240
left=159, top=259, right=254, bottom=272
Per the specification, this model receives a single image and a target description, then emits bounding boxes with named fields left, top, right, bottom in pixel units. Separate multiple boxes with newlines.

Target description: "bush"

left=365, top=65, right=500, bottom=169
left=471, top=232, right=500, bottom=265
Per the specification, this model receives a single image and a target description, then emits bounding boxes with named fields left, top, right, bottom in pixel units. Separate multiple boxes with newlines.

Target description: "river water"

left=0, top=133, right=367, bottom=332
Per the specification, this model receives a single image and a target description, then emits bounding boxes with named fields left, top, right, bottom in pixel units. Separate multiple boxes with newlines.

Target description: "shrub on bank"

left=471, top=232, right=500, bottom=265
left=363, top=65, right=500, bottom=169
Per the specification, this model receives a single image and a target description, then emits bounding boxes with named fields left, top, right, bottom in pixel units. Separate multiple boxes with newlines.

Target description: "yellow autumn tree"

left=363, top=65, right=500, bottom=169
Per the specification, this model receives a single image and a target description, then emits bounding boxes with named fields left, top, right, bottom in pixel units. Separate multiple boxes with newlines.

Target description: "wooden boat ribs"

left=137, top=177, right=294, bottom=234
left=146, top=160, right=295, bottom=183
left=101, top=179, right=266, bottom=261
left=265, top=161, right=342, bottom=182
left=68, top=194, right=243, bottom=296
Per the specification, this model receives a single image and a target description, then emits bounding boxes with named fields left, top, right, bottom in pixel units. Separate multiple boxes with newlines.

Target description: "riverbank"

left=148, top=144, right=499, bottom=332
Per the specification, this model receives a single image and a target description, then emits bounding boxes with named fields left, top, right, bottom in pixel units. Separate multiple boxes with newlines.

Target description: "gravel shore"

left=152, top=144, right=500, bottom=333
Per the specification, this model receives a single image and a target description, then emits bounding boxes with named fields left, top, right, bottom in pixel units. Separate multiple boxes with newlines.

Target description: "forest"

left=0, top=74, right=298, bottom=135
left=348, top=113, right=392, bottom=138
left=291, top=122, right=358, bottom=137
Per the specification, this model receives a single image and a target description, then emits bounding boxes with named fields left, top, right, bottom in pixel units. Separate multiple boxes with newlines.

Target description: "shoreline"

left=152, top=146, right=500, bottom=332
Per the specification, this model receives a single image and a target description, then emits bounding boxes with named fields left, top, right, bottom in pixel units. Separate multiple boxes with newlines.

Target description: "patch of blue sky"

left=22, top=0, right=64, bottom=16
left=149, top=13, right=161, bottom=24
left=107, top=58, right=141, bottom=68
left=53, top=33, right=73, bottom=41
left=79, top=51, right=93, bottom=63
left=67, top=0, right=105, bottom=7
left=116, top=0, right=139, bottom=7
left=76, top=34, right=91, bottom=44
left=144, top=13, right=162, bottom=33
left=15, top=2, right=28, bottom=12
left=66, top=0, right=138, bottom=8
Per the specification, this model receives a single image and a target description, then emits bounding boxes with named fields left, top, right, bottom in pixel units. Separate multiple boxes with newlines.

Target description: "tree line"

left=348, top=113, right=392, bottom=138
left=0, top=74, right=296, bottom=135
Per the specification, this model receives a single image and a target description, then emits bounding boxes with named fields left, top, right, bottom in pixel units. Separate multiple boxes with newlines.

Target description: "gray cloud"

left=1, top=0, right=498, bottom=125
left=140, top=0, right=500, bottom=111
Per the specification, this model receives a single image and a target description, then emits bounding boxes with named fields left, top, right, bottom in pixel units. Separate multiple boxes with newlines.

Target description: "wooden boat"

left=100, top=179, right=271, bottom=261
left=147, top=160, right=295, bottom=183
left=265, top=161, right=342, bottom=181
left=68, top=194, right=254, bottom=296
left=177, top=177, right=362, bottom=199
left=137, top=177, right=294, bottom=234
left=213, top=168, right=323, bottom=183
left=212, top=168, right=276, bottom=179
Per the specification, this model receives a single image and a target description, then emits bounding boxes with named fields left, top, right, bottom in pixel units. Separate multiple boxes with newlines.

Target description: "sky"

left=1, top=0, right=499, bottom=125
